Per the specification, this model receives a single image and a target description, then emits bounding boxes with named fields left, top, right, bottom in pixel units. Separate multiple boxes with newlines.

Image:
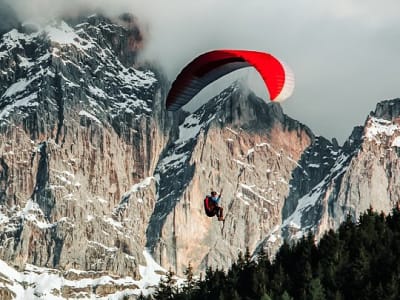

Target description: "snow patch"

left=138, top=250, right=166, bottom=290
left=88, top=85, right=108, bottom=99
left=22, top=200, right=54, bottom=229
left=125, top=177, right=154, bottom=196
left=45, top=21, right=94, bottom=50
left=158, top=152, right=189, bottom=173
left=103, top=217, right=123, bottom=229
left=176, top=114, right=203, bottom=144
left=365, top=117, right=400, bottom=144
left=79, top=110, right=101, bottom=124
left=268, top=234, right=277, bottom=243
left=0, top=211, right=9, bottom=225
left=247, top=148, right=255, bottom=156
left=0, top=255, right=166, bottom=299
left=3, top=78, right=34, bottom=98
left=308, top=163, right=320, bottom=168
left=392, top=136, right=400, bottom=147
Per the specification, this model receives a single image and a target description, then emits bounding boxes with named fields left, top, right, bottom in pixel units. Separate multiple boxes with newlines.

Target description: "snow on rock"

left=176, top=114, right=211, bottom=144
left=138, top=250, right=166, bottom=290
left=21, top=200, right=54, bottom=229
left=393, top=136, right=400, bottom=147
left=0, top=250, right=167, bottom=299
left=0, top=93, right=38, bottom=120
left=125, top=177, right=155, bottom=195
left=0, top=14, right=167, bottom=296
left=282, top=150, right=352, bottom=240
left=365, top=117, right=400, bottom=144
left=3, top=78, right=34, bottom=98
left=157, top=152, right=189, bottom=174
left=0, top=15, right=158, bottom=127
left=78, top=110, right=101, bottom=124
left=45, top=21, right=94, bottom=50
left=282, top=181, right=326, bottom=232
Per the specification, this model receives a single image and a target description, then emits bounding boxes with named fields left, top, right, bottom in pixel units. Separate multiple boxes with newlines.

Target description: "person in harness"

left=204, top=190, right=224, bottom=221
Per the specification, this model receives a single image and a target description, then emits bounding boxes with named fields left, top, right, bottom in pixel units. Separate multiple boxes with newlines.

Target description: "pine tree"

left=183, top=262, right=195, bottom=293
left=270, top=263, right=286, bottom=297
left=281, top=290, right=293, bottom=300
left=237, top=251, right=245, bottom=270
left=308, top=278, right=326, bottom=300
left=154, top=268, right=176, bottom=300
left=260, top=293, right=272, bottom=300
left=163, top=206, right=400, bottom=300
left=230, top=290, right=241, bottom=300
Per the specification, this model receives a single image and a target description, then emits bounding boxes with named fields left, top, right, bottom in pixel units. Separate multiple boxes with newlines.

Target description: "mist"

left=4, top=0, right=400, bottom=143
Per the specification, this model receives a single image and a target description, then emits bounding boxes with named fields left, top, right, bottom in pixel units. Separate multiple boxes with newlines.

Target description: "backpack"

left=204, top=196, right=216, bottom=217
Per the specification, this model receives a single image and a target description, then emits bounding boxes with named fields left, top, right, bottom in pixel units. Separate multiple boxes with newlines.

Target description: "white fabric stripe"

left=273, top=62, right=295, bottom=102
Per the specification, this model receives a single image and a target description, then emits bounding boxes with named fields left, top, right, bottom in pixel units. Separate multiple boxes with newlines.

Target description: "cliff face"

left=281, top=99, right=400, bottom=242
left=0, top=12, right=400, bottom=299
left=0, top=14, right=172, bottom=290
left=332, top=100, right=400, bottom=221
left=148, top=85, right=313, bottom=273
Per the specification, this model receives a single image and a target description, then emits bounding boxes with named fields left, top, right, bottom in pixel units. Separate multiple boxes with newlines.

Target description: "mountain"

left=0, top=13, right=399, bottom=299
left=279, top=99, right=400, bottom=243
left=148, top=83, right=313, bottom=273
left=0, top=13, right=175, bottom=299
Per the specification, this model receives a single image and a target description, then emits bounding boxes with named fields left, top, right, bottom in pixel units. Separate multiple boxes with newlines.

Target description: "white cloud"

left=4, top=0, right=400, bottom=143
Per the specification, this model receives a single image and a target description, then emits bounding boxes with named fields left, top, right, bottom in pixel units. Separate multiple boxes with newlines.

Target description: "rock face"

left=147, top=85, right=313, bottom=273
left=281, top=99, right=400, bottom=242
left=0, top=12, right=400, bottom=298
left=0, top=14, right=172, bottom=285
left=332, top=100, right=400, bottom=221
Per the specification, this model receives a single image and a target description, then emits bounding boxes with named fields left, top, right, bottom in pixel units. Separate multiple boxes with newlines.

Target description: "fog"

left=5, top=0, right=400, bottom=143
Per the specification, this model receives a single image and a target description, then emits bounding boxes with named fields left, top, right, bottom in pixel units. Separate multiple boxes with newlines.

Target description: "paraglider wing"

left=166, top=50, right=294, bottom=111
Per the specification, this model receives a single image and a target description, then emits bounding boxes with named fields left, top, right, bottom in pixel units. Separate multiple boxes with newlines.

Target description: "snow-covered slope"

left=0, top=17, right=157, bottom=129
left=0, top=251, right=165, bottom=299
left=278, top=99, right=400, bottom=243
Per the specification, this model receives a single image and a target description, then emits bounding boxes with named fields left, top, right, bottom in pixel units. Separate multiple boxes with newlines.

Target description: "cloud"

left=4, top=0, right=400, bottom=143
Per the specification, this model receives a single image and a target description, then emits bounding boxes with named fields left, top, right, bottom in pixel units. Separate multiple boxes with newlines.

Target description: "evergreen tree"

left=182, top=261, right=196, bottom=294
left=281, top=290, right=293, bottom=300
left=230, top=290, right=241, bottom=300
left=308, top=278, right=326, bottom=300
left=154, top=205, right=400, bottom=300
left=260, top=293, right=272, bottom=300
left=154, top=268, right=176, bottom=300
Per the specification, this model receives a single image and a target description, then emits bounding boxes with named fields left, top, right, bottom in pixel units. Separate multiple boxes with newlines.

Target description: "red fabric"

left=166, top=50, right=286, bottom=110
left=204, top=197, right=216, bottom=217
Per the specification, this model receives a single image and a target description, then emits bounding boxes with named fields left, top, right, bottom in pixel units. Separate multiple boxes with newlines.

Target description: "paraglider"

left=166, top=49, right=295, bottom=111
left=204, top=190, right=224, bottom=221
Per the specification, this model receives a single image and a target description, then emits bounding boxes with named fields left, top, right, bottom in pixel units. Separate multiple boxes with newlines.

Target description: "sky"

left=5, top=0, right=400, bottom=143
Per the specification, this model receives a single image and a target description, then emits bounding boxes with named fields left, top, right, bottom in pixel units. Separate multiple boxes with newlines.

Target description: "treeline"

left=143, top=206, right=400, bottom=300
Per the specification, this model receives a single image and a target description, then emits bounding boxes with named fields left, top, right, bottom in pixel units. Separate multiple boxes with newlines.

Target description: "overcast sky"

left=6, top=0, right=400, bottom=143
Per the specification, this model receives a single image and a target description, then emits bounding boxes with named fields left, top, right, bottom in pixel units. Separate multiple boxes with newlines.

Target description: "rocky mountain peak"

left=146, top=81, right=314, bottom=274
left=0, top=13, right=172, bottom=298
left=371, top=98, right=400, bottom=121
left=363, top=99, right=400, bottom=149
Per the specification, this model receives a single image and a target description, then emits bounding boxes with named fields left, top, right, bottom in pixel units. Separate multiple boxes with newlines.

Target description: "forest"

left=142, top=206, right=400, bottom=300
